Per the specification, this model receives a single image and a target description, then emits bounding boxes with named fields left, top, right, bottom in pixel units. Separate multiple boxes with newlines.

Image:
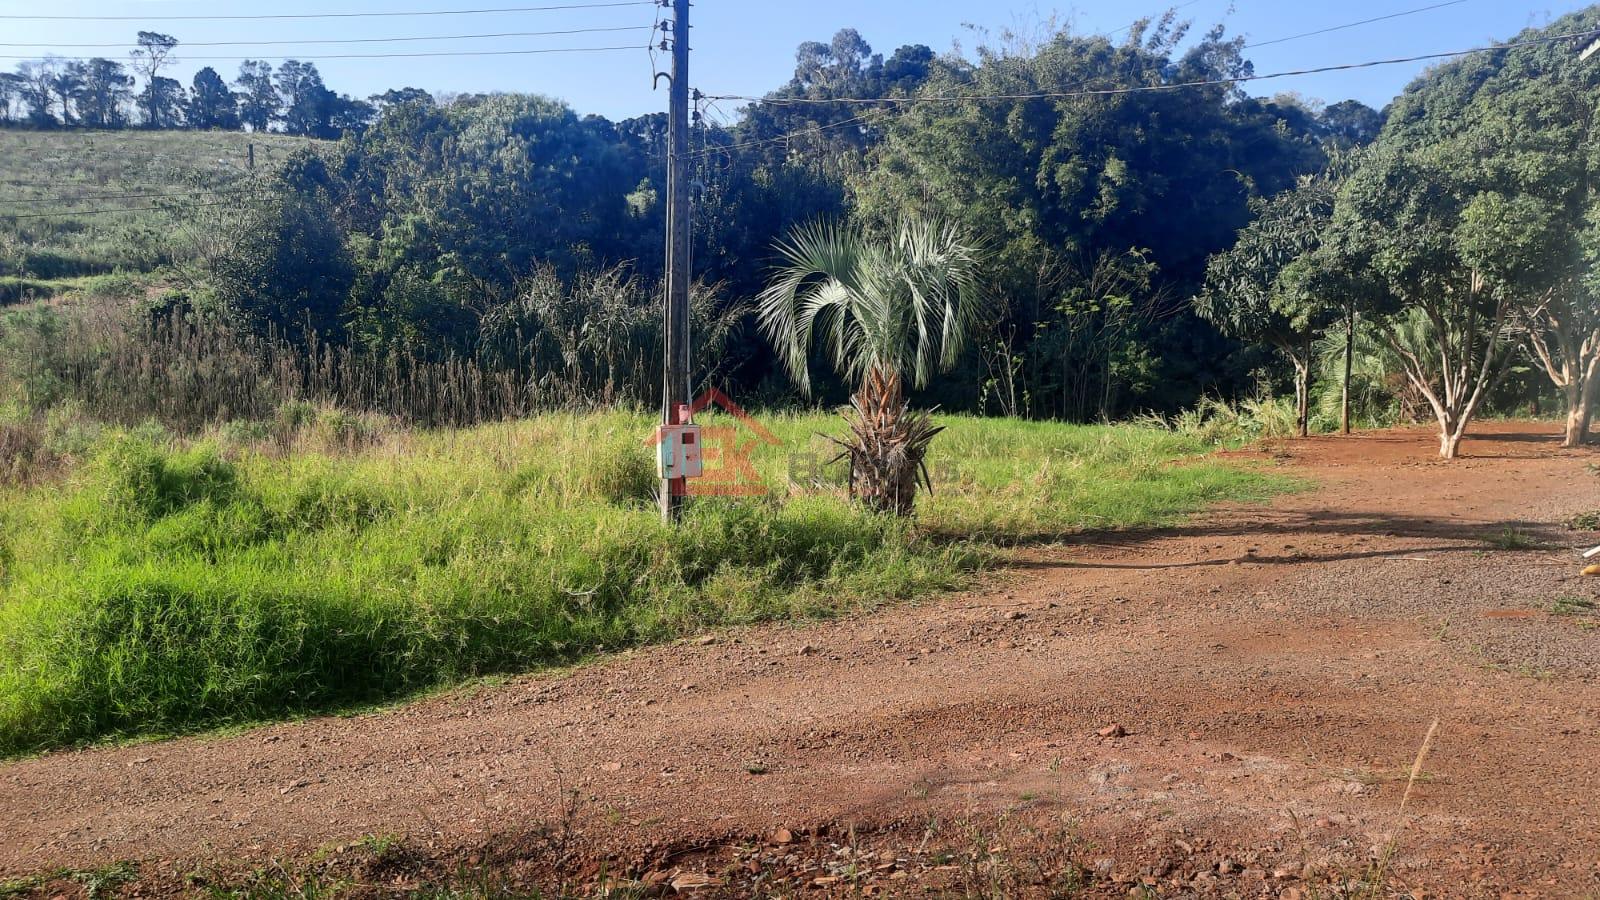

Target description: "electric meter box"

left=655, top=423, right=703, bottom=479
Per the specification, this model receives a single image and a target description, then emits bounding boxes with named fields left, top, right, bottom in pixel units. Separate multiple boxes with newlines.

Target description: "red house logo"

left=645, top=387, right=782, bottom=497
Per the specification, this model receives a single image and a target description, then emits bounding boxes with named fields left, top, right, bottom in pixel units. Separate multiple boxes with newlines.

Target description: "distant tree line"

left=186, top=17, right=1396, bottom=421
left=0, top=32, right=391, bottom=137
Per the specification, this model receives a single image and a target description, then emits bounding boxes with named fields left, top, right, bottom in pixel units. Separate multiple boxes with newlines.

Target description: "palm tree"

left=757, top=218, right=985, bottom=515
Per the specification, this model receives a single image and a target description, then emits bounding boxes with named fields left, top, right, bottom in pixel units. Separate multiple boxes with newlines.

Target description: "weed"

left=1357, top=718, right=1439, bottom=898
left=0, top=862, right=137, bottom=900
left=1484, top=527, right=1542, bottom=551
left=1550, top=596, right=1598, bottom=617
left=73, top=862, right=138, bottom=899
left=1566, top=511, right=1600, bottom=531
left=1159, top=395, right=1307, bottom=447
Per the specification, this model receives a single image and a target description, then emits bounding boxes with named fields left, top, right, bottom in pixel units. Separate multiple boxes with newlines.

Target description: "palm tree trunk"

left=838, top=368, right=942, bottom=517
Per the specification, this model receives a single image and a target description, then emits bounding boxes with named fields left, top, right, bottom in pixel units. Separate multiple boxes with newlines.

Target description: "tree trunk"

left=1579, top=361, right=1598, bottom=446
left=838, top=369, right=941, bottom=517
left=1440, top=432, right=1462, bottom=459
left=1342, top=307, right=1355, bottom=435
left=1293, top=355, right=1310, bottom=438
left=1439, top=416, right=1464, bottom=460
left=1563, top=382, right=1585, bottom=449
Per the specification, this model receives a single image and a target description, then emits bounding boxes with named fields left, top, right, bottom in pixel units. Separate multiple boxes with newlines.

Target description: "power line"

left=685, top=0, right=1207, bottom=163
left=0, top=45, right=647, bottom=62
left=682, top=108, right=890, bottom=161
left=1243, top=0, right=1471, bottom=50
left=684, top=0, right=1199, bottom=163
left=0, top=26, right=651, bottom=50
left=703, top=26, right=1600, bottom=107
left=0, top=1, right=653, bottom=21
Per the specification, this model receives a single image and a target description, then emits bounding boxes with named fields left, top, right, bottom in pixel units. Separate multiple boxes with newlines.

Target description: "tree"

left=274, top=60, right=339, bottom=137
left=47, top=61, right=83, bottom=126
left=854, top=18, right=1328, bottom=419
left=1197, top=171, right=1341, bottom=436
left=0, top=72, right=21, bottom=124
left=137, top=76, right=185, bottom=129
left=234, top=60, right=279, bottom=131
left=328, top=94, right=375, bottom=135
left=208, top=178, right=354, bottom=339
left=1326, top=148, right=1525, bottom=460
left=129, top=31, right=179, bottom=126
left=14, top=61, right=57, bottom=127
left=1318, top=100, right=1384, bottom=148
left=368, top=87, right=433, bottom=109
left=187, top=67, right=238, bottom=130
left=757, top=219, right=986, bottom=515
left=74, top=59, right=134, bottom=128
left=1036, top=248, right=1170, bottom=422
left=1355, top=6, right=1600, bottom=450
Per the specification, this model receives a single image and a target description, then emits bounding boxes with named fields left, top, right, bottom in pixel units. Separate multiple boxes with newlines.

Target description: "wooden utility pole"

left=659, top=0, right=692, bottom=523
left=1342, top=305, right=1354, bottom=435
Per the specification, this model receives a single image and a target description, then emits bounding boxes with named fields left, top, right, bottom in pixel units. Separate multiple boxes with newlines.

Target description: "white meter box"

left=655, top=423, right=703, bottom=479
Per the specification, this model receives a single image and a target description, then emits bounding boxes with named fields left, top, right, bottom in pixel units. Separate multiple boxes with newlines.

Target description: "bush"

left=1160, top=396, right=1303, bottom=446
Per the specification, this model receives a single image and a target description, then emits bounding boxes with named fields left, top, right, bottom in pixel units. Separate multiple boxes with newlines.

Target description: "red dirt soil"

left=2, top=423, right=1598, bottom=897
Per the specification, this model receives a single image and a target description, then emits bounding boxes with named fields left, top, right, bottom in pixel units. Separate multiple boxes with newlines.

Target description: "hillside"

left=0, top=129, right=322, bottom=304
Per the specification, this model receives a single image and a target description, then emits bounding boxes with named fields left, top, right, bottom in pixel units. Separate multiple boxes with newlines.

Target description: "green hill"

left=0, top=130, right=322, bottom=304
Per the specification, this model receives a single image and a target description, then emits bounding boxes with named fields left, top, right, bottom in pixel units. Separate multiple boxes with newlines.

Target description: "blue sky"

left=1, top=0, right=1594, bottom=120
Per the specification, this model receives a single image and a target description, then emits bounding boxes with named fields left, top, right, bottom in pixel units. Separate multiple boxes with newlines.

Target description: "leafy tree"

left=137, top=76, right=185, bottom=129
left=234, top=60, right=279, bottom=132
left=1318, top=100, right=1384, bottom=148
left=757, top=219, right=985, bottom=514
left=1197, top=171, right=1341, bottom=436
left=0, top=71, right=22, bottom=124
left=187, top=67, right=238, bottom=130
left=1340, top=6, right=1600, bottom=451
left=368, top=87, right=433, bottom=110
left=1027, top=248, right=1170, bottom=421
left=328, top=94, right=375, bottom=135
left=14, top=61, right=58, bottom=127
left=275, top=60, right=339, bottom=137
left=46, top=61, right=83, bottom=126
left=1326, top=149, right=1523, bottom=459
left=208, top=169, right=354, bottom=339
left=734, top=29, right=934, bottom=167
left=73, top=59, right=134, bottom=128
left=129, top=31, right=179, bottom=125
left=855, top=18, right=1326, bottom=419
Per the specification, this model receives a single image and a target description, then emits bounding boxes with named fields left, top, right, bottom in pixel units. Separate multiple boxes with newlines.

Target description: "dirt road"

left=3, top=424, right=1598, bottom=896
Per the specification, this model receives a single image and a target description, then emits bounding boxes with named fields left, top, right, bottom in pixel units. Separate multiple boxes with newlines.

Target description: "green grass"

left=1550, top=596, right=1597, bottom=617
left=0, top=130, right=322, bottom=289
left=0, top=410, right=1290, bottom=755
left=1484, top=526, right=1544, bottom=551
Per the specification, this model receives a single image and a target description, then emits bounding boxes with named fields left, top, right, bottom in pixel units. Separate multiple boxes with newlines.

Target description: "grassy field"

left=0, top=130, right=321, bottom=303
left=0, top=408, right=1289, bottom=755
